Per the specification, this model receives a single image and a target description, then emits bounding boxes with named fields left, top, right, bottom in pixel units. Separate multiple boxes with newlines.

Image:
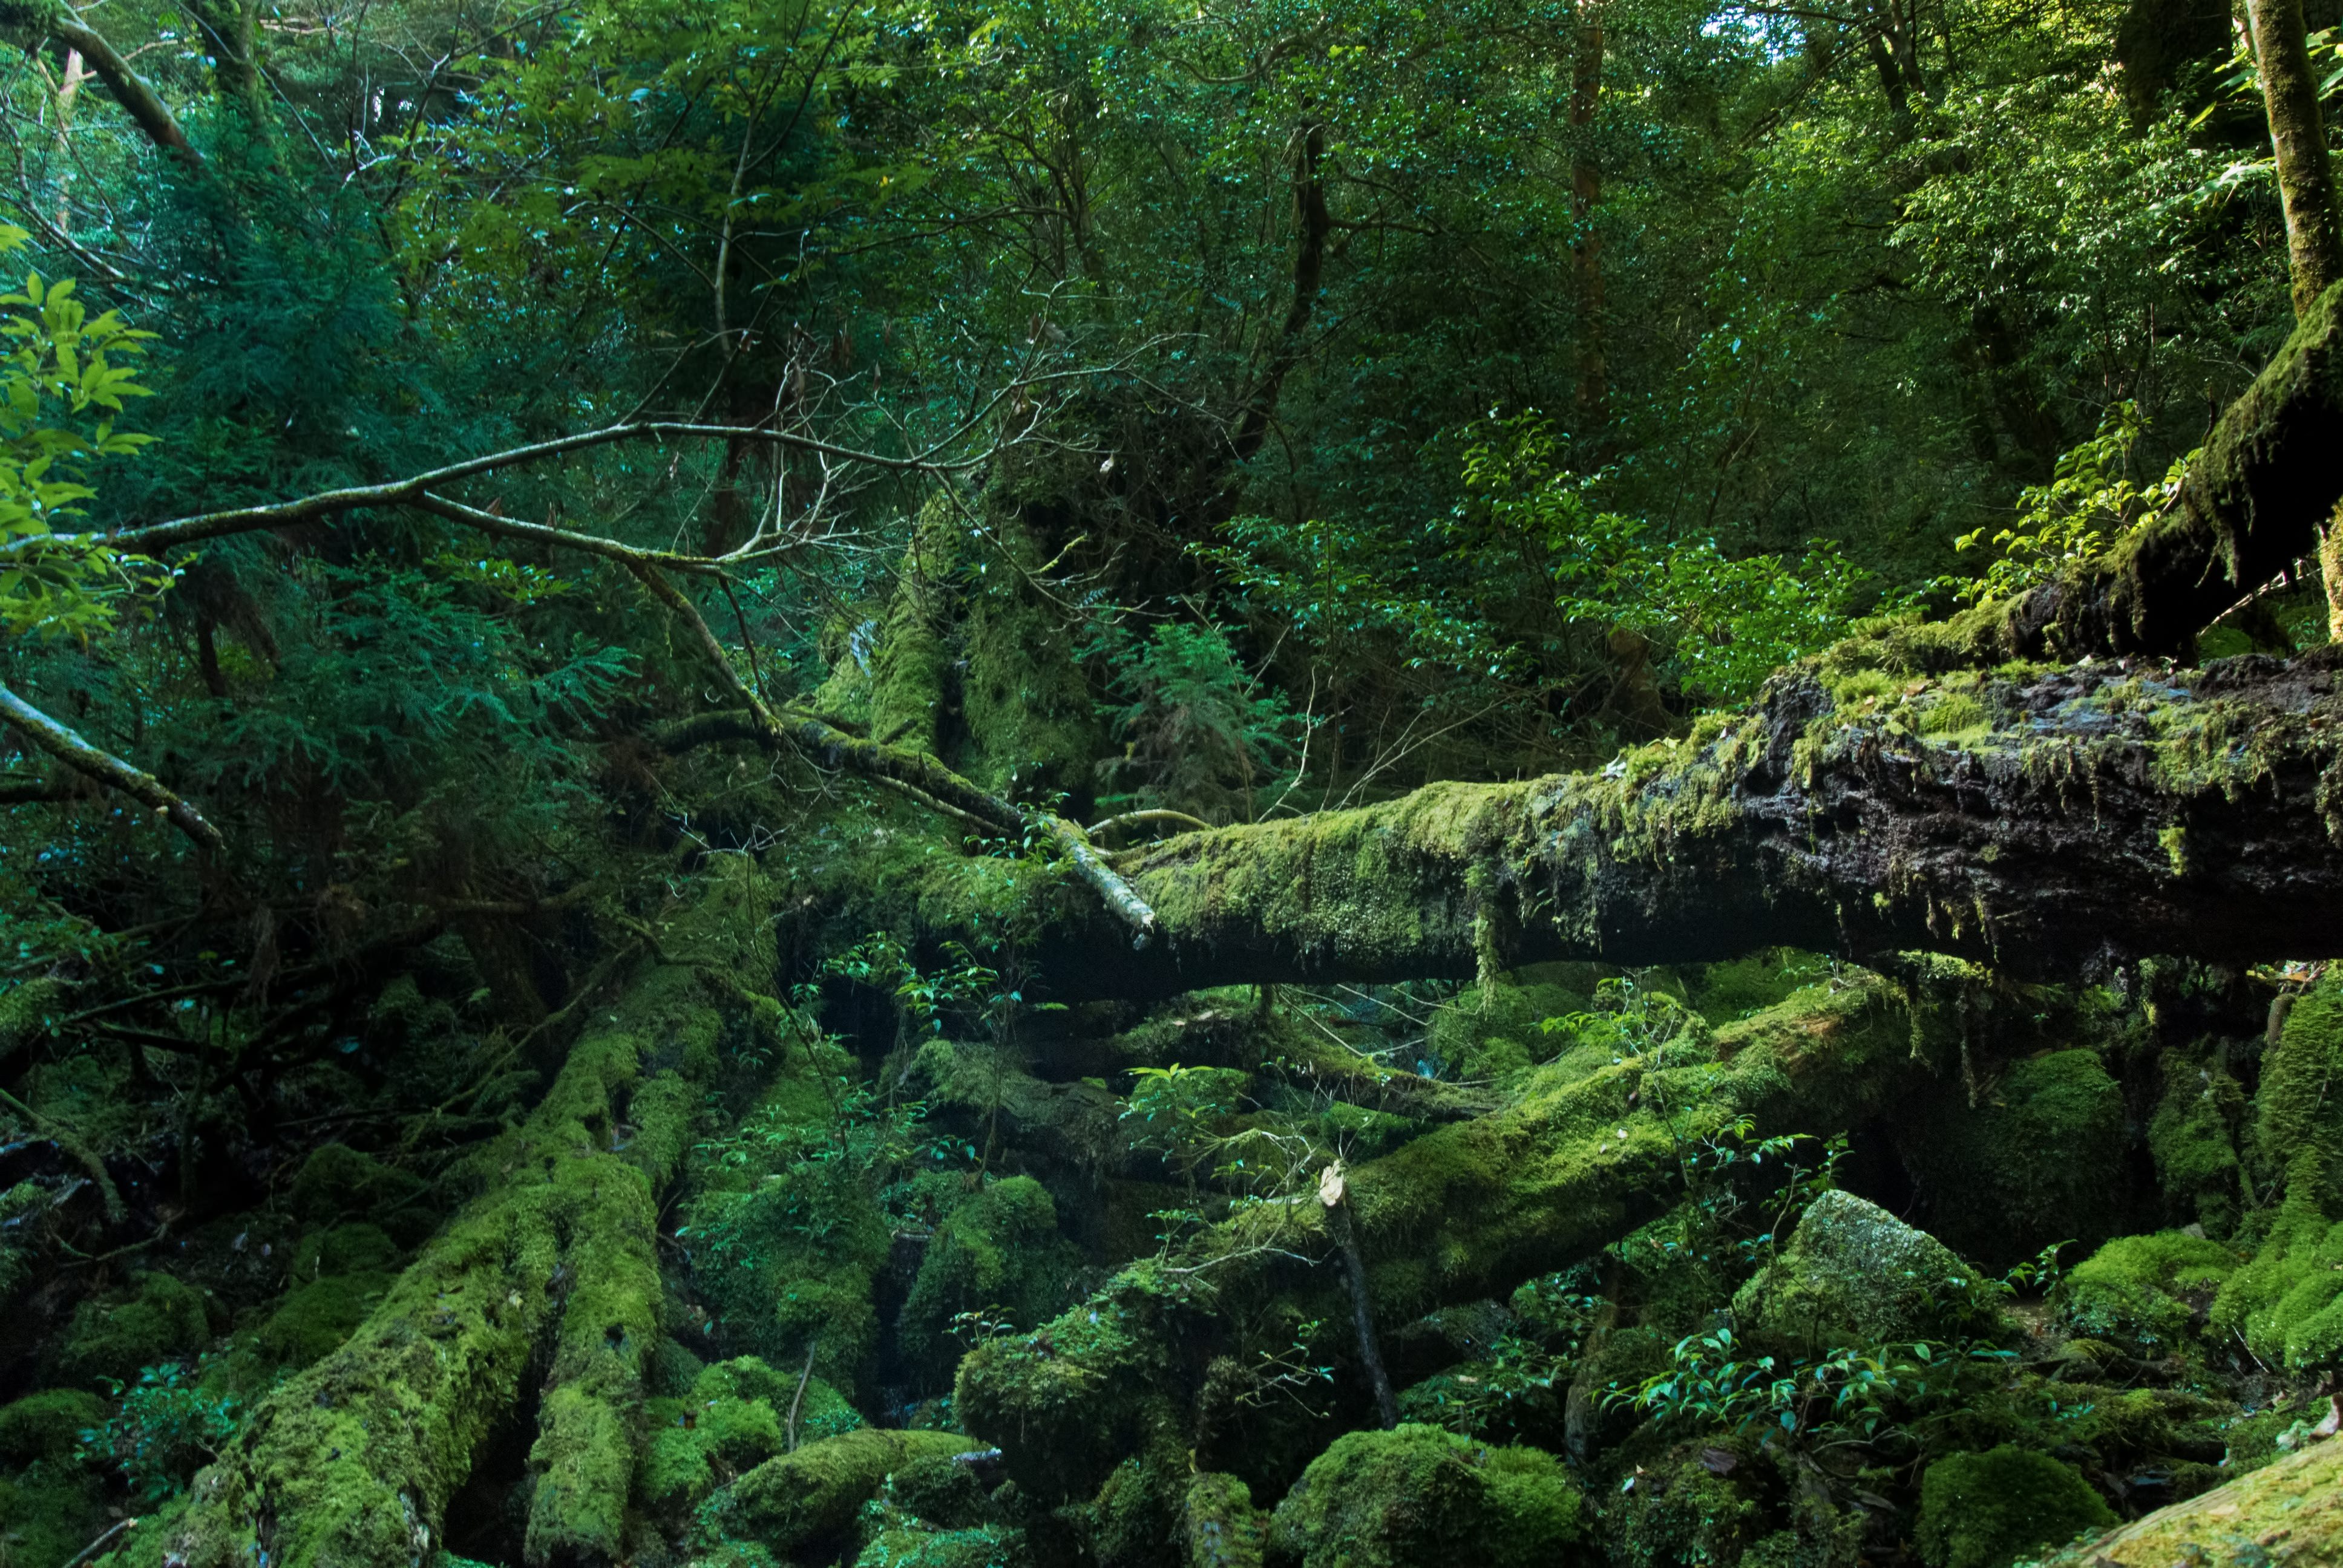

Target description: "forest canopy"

left=1, top=0, right=2342, bottom=1564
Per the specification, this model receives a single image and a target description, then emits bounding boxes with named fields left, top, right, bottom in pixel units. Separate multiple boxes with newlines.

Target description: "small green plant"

left=1943, top=401, right=2195, bottom=605
left=1096, top=621, right=1298, bottom=824
left=1613, top=1328, right=1987, bottom=1448
left=82, top=1359, right=240, bottom=1502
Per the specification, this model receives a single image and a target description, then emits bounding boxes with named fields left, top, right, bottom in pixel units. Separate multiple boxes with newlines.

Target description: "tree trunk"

left=1571, top=2, right=1607, bottom=426
left=2249, top=0, right=2343, bottom=317
left=903, top=645, right=2343, bottom=1000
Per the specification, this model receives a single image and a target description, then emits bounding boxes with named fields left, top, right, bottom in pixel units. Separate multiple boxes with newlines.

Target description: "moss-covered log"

left=146, top=958, right=724, bottom=1568
left=120, top=849, right=806, bottom=1568
left=956, top=977, right=1917, bottom=1499
left=968, top=650, right=2343, bottom=999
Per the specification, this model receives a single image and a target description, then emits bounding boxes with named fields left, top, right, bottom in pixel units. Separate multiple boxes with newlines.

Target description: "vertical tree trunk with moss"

left=2252, top=0, right=2343, bottom=316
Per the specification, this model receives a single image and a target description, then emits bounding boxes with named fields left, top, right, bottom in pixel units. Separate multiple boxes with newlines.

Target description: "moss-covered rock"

left=2252, top=972, right=2343, bottom=1207
left=1902, top=1049, right=2128, bottom=1267
left=2028, top=1431, right=2342, bottom=1567
left=693, top=1426, right=976, bottom=1554
left=286, top=1145, right=431, bottom=1238
left=1601, top=1440, right=1765, bottom=1568
left=2210, top=1205, right=2343, bottom=1375
left=1427, top=978, right=1589, bottom=1079
left=0, top=1465, right=109, bottom=1567
left=901, top=1175, right=1081, bottom=1388
left=1263, top=1424, right=1586, bottom=1567
left=2060, top=1230, right=2240, bottom=1356
left=0, top=1388, right=103, bottom=1466
left=1733, top=1189, right=1996, bottom=1354
left=254, top=1272, right=396, bottom=1370
left=954, top=1269, right=1189, bottom=1504
left=1914, top=1446, right=2115, bottom=1568
left=58, top=1271, right=210, bottom=1387
left=2147, top=1057, right=2244, bottom=1235
left=1185, top=1471, right=1267, bottom=1568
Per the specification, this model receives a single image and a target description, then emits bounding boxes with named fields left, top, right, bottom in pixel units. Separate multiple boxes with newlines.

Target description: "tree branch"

left=0, top=1, right=196, bottom=163
left=0, top=683, right=221, bottom=849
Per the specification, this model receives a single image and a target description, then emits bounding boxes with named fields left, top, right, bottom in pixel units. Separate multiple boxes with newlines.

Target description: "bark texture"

left=2249, top=0, right=2343, bottom=315
left=952, top=647, right=2343, bottom=999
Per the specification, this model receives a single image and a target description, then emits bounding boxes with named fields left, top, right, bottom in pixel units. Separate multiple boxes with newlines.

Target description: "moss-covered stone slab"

left=2031, top=1434, right=2342, bottom=1567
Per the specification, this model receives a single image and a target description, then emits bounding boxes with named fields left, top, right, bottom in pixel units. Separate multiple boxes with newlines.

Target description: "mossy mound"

left=2028, top=1432, right=2342, bottom=1567
left=1914, top=1446, right=2115, bottom=1568
left=900, top=1175, right=1082, bottom=1387
left=693, top=1426, right=977, bottom=1554
left=2059, top=1230, right=2241, bottom=1356
left=0, top=1465, right=108, bottom=1567
left=57, top=1271, right=210, bottom=1387
left=1903, top=1049, right=2128, bottom=1267
left=2147, top=1057, right=2245, bottom=1235
left=254, top=1271, right=396, bottom=1369
left=1185, top=1471, right=1268, bottom=1568
left=1733, top=1189, right=1997, bottom=1354
left=1263, top=1423, right=1586, bottom=1567
left=286, top=1145, right=432, bottom=1241
left=1601, top=1440, right=1765, bottom=1568
left=0, top=1388, right=103, bottom=1466
left=1427, top=978, right=1590, bottom=1078
left=2209, top=1204, right=2343, bottom=1375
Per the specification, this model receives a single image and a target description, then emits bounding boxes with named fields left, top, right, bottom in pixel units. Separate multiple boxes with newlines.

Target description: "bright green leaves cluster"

left=1943, top=401, right=2197, bottom=606
left=1459, top=416, right=1871, bottom=707
left=0, top=228, right=157, bottom=641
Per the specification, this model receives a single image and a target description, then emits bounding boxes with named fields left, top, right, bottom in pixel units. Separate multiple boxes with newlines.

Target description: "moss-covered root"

left=693, top=1427, right=975, bottom=1553
left=2033, top=1433, right=2343, bottom=1567
left=149, top=964, right=724, bottom=1568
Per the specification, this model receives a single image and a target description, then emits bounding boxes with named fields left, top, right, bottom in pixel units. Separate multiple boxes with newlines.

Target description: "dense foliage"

left=0, top=0, right=2339, bottom=1563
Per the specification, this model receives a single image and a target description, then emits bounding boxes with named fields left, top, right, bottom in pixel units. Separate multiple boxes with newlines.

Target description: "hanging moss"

left=1262, top=1423, right=1586, bottom=1568
left=1914, top=1446, right=2115, bottom=1568
left=2060, top=1230, right=2241, bottom=1356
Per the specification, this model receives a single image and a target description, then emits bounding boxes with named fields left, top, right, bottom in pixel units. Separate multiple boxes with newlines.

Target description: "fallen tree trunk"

left=960, top=649, right=2343, bottom=999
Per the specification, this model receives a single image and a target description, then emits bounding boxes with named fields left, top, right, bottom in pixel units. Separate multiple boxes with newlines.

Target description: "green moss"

left=853, top=1520, right=1023, bottom=1568
left=900, top=1175, right=1081, bottom=1387
left=286, top=1145, right=428, bottom=1229
left=290, top=1223, right=401, bottom=1279
left=2060, top=1231, right=2241, bottom=1354
left=640, top=1384, right=788, bottom=1517
left=1427, top=979, right=1588, bottom=1078
left=1185, top=1471, right=1267, bottom=1568
left=0, top=1465, right=109, bottom=1568
left=157, top=954, right=732, bottom=1568
left=1900, top=1049, right=2127, bottom=1266
left=693, top=1426, right=975, bottom=1553
left=1915, top=1446, right=2115, bottom=1568
left=1602, top=1442, right=1762, bottom=1568
left=58, top=1271, right=209, bottom=1387
left=2027, top=1433, right=2342, bottom=1567
left=0, top=1389, right=103, bottom=1466
left=954, top=1272, right=1184, bottom=1503
left=2209, top=1206, right=2343, bottom=1374
left=2253, top=972, right=2343, bottom=1207
left=1732, top=1189, right=1997, bottom=1354
left=2146, top=1058, right=2244, bottom=1235
left=1263, top=1424, right=1585, bottom=1567
left=254, top=1272, right=396, bottom=1370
